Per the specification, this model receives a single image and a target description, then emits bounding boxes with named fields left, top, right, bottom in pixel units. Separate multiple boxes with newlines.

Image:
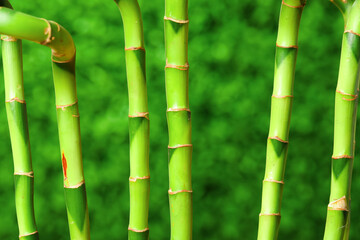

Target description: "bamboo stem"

left=257, top=1, right=305, bottom=239
left=0, top=3, right=90, bottom=239
left=164, top=0, right=192, bottom=239
left=324, top=1, right=360, bottom=239
left=114, top=0, right=150, bottom=239
left=2, top=34, right=39, bottom=240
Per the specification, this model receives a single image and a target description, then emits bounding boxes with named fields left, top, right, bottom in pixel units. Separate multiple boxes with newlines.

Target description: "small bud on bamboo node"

left=164, top=16, right=189, bottom=24
left=128, top=227, right=149, bottom=232
left=328, top=196, right=349, bottom=211
left=272, top=94, right=294, bottom=99
left=64, top=180, right=85, bottom=189
left=168, top=144, right=193, bottom=149
left=259, top=213, right=281, bottom=216
left=332, top=154, right=353, bottom=159
left=128, top=112, right=149, bottom=120
left=344, top=29, right=360, bottom=37
left=19, top=230, right=38, bottom=238
left=167, top=108, right=191, bottom=112
left=14, top=171, right=34, bottom=178
left=125, top=46, right=145, bottom=51
left=5, top=97, right=25, bottom=103
left=268, top=136, right=289, bottom=143
left=1, top=35, right=16, bottom=41
left=56, top=100, right=78, bottom=110
left=129, top=176, right=150, bottom=182
left=165, top=62, right=189, bottom=70
left=276, top=43, right=298, bottom=49
left=263, top=179, right=284, bottom=184
left=281, top=0, right=305, bottom=8
left=168, top=189, right=193, bottom=195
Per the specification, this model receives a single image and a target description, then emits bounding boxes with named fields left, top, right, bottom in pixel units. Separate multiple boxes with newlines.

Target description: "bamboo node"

left=128, top=112, right=149, bottom=120
left=268, top=136, right=288, bottom=143
left=1, top=35, right=16, bottom=42
left=14, top=171, right=34, bottom=178
left=19, top=230, right=38, bottom=238
left=344, top=29, right=360, bottom=37
left=167, top=108, right=191, bottom=112
left=72, top=114, right=80, bottom=118
left=263, top=179, right=284, bottom=184
left=56, top=100, right=78, bottom=110
left=272, top=94, right=294, bottom=99
left=6, top=97, right=26, bottom=104
left=328, top=196, right=349, bottom=211
left=129, top=176, right=150, bottom=182
left=165, top=62, right=189, bottom=70
left=259, top=213, right=281, bottom=216
left=64, top=180, right=85, bottom=189
left=164, top=16, right=189, bottom=23
left=336, top=89, right=358, bottom=101
left=282, top=0, right=306, bottom=8
left=168, top=189, right=193, bottom=195
left=276, top=43, right=298, bottom=49
left=128, top=227, right=149, bottom=232
left=125, top=46, right=145, bottom=51
left=332, top=155, right=353, bottom=159
left=40, top=18, right=52, bottom=45
left=168, top=144, right=193, bottom=149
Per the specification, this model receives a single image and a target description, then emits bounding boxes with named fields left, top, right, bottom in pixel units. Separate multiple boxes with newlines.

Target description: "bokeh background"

left=0, top=0, right=356, bottom=239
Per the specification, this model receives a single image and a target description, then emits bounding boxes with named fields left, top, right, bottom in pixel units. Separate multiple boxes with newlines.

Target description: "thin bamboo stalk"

left=2, top=34, right=39, bottom=240
left=324, top=1, right=360, bottom=239
left=257, top=1, right=305, bottom=239
left=0, top=3, right=90, bottom=239
left=114, top=0, right=150, bottom=239
left=164, top=0, right=192, bottom=239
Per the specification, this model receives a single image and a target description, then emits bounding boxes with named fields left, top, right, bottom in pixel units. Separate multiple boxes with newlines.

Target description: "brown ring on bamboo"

left=52, top=50, right=76, bottom=63
left=276, top=43, right=298, bottom=49
left=281, top=0, right=305, bottom=8
left=164, top=16, right=189, bottom=23
left=259, top=213, right=281, bottom=216
left=40, top=18, right=52, bottom=45
left=336, top=89, right=358, bottom=101
left=125, top=46, right=145, bottom=51
left=6, top=97, right=26, bottom=103
left=167, top=108, right=191, bottom=112
left=72, top=114, right=80, bottom=118
left=19, top=230, right=38, bottom=238
left=64, top=180, right=85, bottom=189
left=272, top=94, right=294, bottom=99
left=129, top=176, right=150, bottom=182
left=128, top=227, right=149, bottom=232
left=332, top=155, right=353, bottom=159
left=168, top=189, right=193, bottom=195
left=263, top=179, right=284, bottom=184
left=128, top=112, right=149, bottom=120
left=168, top=144, right=193, bottom=149
left=1, top=35, right=16, bottom=41
left=165, top=62, right=189, bottom=70
left=56, top=100, right=78, bottom=109
left=344, top=29, right=360, bottom=37
left=328, top=196, right=349, bottom=211
left=268, top=136, right=289, bottom=143
left=14, top=171, right=34, bottom=178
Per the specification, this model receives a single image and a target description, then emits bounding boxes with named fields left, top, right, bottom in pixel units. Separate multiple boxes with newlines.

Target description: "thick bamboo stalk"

left=324, top=1, right=360, bottom=239
left=164, top=0, right=192, bottom=239
left=257, top=1, right=305, bottom=239
left=0, top=3, right=90, bottom=239
left=114, top=0, right=150, bottom=239
left=2, top=34, right=39, bottom=240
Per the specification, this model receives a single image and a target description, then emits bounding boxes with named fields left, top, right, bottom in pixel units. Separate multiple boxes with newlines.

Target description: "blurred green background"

left=0, top=0, right=356, bottom=239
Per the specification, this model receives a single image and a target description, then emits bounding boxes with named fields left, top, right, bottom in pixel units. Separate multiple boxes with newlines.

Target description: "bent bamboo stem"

left=257, top=1, right=305, bottom=239
left=0, top=2, right=90, bottom=239
left=324, top=1, right=360, bottom=239
left=165, top=0, right=193, bottom=239
left=114, top=0, right=150, bottom=239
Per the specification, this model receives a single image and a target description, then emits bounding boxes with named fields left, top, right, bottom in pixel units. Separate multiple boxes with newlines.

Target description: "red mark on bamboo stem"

left=344, top=29, right=360, bottom=37
left=129, top=176, right=150, bottom=182
left=56, top=100, right=78, bottom=110
left=168, top=144, right=193, bottom=149
left=168, top=189, right=193, bottom=195
left=128, top=112, right=149, bottom=120
left=167, top=108, right=191, bottom=112
left=276, top=43, right=298, bottom=49
left=164, top=16, right=189, bottom=23
left=263, top=179, right=284, bottom=184
left=259, top=213, right=281, bottom=216
left=332, top=155, right=353, bottom=159
left=336, top=89, right=358, bottom=101
left=19, top=230, right=38, bottom=238
left=1, top=35, right=16, bottom=42
left=268, top=136, right=288, bottom=143
left=65, top=180, right=85, bottom=189
left=281, top=0, right=305, bottom=8
left=62, top=152, right=68, bottom=180
left=128, top=227, right=149, bottom=232
left=6, top=97, right=26, bottom=103
left=272, top=94, right=293, bottom=99
left=125, top=46, right=145, bottom=51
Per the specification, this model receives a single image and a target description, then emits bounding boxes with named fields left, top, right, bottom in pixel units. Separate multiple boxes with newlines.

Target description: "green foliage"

left=0, top=0, right=356, bottom=239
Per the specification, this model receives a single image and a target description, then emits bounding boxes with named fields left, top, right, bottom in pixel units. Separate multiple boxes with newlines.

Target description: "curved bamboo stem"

left=0, top=2, right=90, bottom=239
left=114, top=0, right=150, bottom=239
left=257, top=0, right=305, bottom=239
left=165, top=0, right=192, bottom=239
left=324, top=1, right=360, bottom=239
left=330, top=0, right=354, bottom=20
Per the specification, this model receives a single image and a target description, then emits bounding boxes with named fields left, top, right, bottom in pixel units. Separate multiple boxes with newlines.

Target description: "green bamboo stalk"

left=257, top=1, right=305, bottom=239
left=164, top=0, right=192, bottom=239
left=2, top=34, right=39, bottom=240
left=114, top=0, right=150, bottom=239
left=324, top=1, right=360, bottom=239
left=0, top=2, right=90, bottom=239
